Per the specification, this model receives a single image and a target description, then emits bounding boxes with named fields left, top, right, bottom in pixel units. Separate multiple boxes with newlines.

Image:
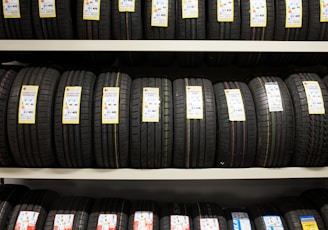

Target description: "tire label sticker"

left=265, top=82, right=283, bottom=112
left=320, top=0, right=328, bottom=22
left=119, top=0, right=135, bottom=12
left=224, top=89, right=246, bottom=121
left=217, top=0, right=234, bottom=22
left=18, top=85, right=39, bottom=124
left=250, top=0, right=267, bottom=27
left=39, top=0, right=56, bottom=18
left=285, top=0, right=302, bottom=28
left=170, top=215, right=190, bottom=230
left=182, top=0, right=198, bottom=19
left=3, top=0, right=20, bottom=18
left=62, top=86, right=82, bottom=124
left=142, top=87, right=160, bottom=122
left=200, top=218, right=219, bottom=230
left=83, top=0, right=101, bottom=20
left=262, top=216, right=284, bottom=230
left=151, top=0, right=169, bottom=27
left=231, top=212, right=251, bottom=230
left=300, top=216, right=319, bottom=230
left=134, top=211, right=153, bottom=230
left=102, top=87, right=120, bottom=124
left=186, top=86, right=203, bottom=119
left=303, top=81, right=325, bottom=114
left=54, top=214, right=74, bottom=230
left=14, top=211, right=39, bottom=230
left=97, top=214, right=117, bottom=230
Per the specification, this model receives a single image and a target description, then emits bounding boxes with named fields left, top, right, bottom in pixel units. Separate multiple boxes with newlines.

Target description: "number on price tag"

left=102, top=87, right=120, bottom=124
left=62, top=86, right=82, bottom=124
left=265, top=82, right=283, bottom=112
left=303, top=81, right=325, bottom=115
left=119, top=0, right=135, bottom=12
left=186, top=86, right=203, bottom=119
left=151, top=0, right=169, bottom=27
left=217, top=0, right=234, bottom=22
left=250, top=0, right=267, bottom=27
left=39, top=0, right=56, bottom=18
left=224, top=89, right=246, bottom=121
left=182, top=0, right=198, bottom=19
left=142, top=87, right=160, bottom=122
left=285, top=0, right=302, bottom=28
left=18, top=85, right=39, bottom=124
left=3, top=0, right=21, bottom=18
left=83, top=0, right=101, bottom=20
left=231, top=212, right=252, bottom=230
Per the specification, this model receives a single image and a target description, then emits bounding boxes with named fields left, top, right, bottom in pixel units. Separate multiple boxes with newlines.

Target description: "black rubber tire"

left=173, top=78, right=216, bottom=168
left=128, top=201, right=159, bottom=230
left=160, top=203, right=191, bottom=230
left=54, top=70, right=96, bottom=168
left=214, top=81, right=257, bottom=168
left=224, top=208, right=255, bottom=230
left=285, top=73, right=328, bottom=166
left=87, top=198, right=130, bottom=230
left=308, top=0, right=328, bottom=40
left=7, top=67, right=61, bottom=167
left=249, top=76, right=295, bottom=167
left=130, top=77, right=173, bottom=168
left=191, top=203, right=227, bottom=230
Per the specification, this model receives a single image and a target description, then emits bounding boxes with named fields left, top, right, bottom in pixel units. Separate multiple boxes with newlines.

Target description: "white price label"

left=97, top=214, right=117, bottom=230
left=265, top=82, right=283, bottom=112
left=217, top=0, right=234, bottom=22
left=224, top=89, right=246, bottom=121
left=262, top=216, right=284, bottom=230
left=119, top=0, right=135, bottom=12
left=320, top=0, right=328, bottom=22
left=200, top=218, right=219, bottom=230
left=182, top=0, right=198, bottom=18
left=250, top=0, right=267, bottom=27
left=3, top=0, right=20, bottom=18
left=151, top=0, right=169, bottom=27
left=102, top=87, right=120, bottom=124
left=231, top=212, right=251, bottom=230
left=134, top=212, right=153, bottom=230
left=62, top=86, right=82, bottom=124
left=170, top=215, right=190, bottom=230
left=39, top=0, right=56, bottom=18
left=186, top=86, right=203, bottom=119
left=18, top=85, right=39, bottom=124
left=83, top=0, right=101, bottom=20
left=142, top=87, right=160, bottom=122
left=15, top=211, right=39, bottom=230
left=303, top=81, right=325, bottom=115
left=54, top=214, right=74, bottom=230
left=285, top=0, right=302, bottom=28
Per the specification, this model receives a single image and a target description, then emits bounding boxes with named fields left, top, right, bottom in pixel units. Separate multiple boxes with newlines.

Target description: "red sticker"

left=14, top=211, right=39, bottom=230
left=133, top=211, right=153, bottom=230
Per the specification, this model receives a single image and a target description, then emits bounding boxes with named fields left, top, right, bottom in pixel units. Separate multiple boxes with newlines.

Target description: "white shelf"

left=0, top=40, right=328, bottom=52
left=0, top=167, right=328, bottom=180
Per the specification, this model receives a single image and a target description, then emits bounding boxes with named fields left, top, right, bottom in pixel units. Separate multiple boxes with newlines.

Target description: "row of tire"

left=1, top=184, right=328, bottom=230
left=1, top=67, right=328, bottom=169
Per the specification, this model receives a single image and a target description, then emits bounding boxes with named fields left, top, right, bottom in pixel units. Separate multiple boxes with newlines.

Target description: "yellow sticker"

left=142, top=87, right=160, bottom=122
left=62, top=86, right=82, bottom=124
left=303, top=81, right=325, bottom=115
left=250, top=0, right=267, bottom=27
left=18, top=85, right=39, bottom=124
left=217, top=0, right=234, bottom=22
left=151, top=0, right=168, bottom=27
left=224, top=89, right=246, bottom=121
left=83, top=0, right=101, bottom=20
left=320, top=0, right=328, bottom=22
left=102, top=87, right=120, bottom=124
left=182, top=0, right=198, bottom=19
left=186, top=86, right=203, bottom=119
left=119, top=0, right=135, bottom=12
left=3, top=0, right=21, bottom=18
left=285, top=0, right=302, bottom=28
left=300, top=216, right=319, bottom=230
left=38, top=0, right=56, bottom=18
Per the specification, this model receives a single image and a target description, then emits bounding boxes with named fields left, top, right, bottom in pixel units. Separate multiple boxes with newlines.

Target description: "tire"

left=249, top=76, right=295, bottom=167
left=130, top=77, right=173, bottom=168
left=173, top=78, right=216, bottom=168
left=160, top=203, right=191, bottom=230
left=285, top=73, right=328, bottom=166
left=87, top=198, right=130, bottom=230
left=128, top=201, right=159, bottom=230
left=214, top=81, right=257, bottom=168
left=224, top=208, right=255, bottom=230
left=191, top=203, right=227, bottom=230
left=94, top=72, right=131, bottom=168
left=7, top=67, right=61, bottom=167
left=54, top=70, right=96, bottom=168
left=308, top=0, right=328, bottom=40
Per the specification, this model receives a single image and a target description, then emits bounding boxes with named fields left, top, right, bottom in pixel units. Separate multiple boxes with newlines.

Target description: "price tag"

left=320, top=0, right=328, bottom=22
left=285, top=0, right=302, bottom=28
left=303, top=81, right=325, bottom=115
left=119, top=0, right=135, bottom=12
left=182, top=0, right=198, bottom=19
left=186, top=86, right=203, bottom=119
left=170, top=215, right=190, bottom=230
left=14, top=211, right=39, bottom=230
left=262, top=216, right=284, bottom=230
left=83, top=0, right=101, bottom=20
left=39, top=0, right=56, bottom=18
left=200, top=218, right=219, bottom=230
left=54, top=214, right=74, bottom=230
left=3, top=0, right=20, bottom=18
left=224, top=89, right=246, bottom=121
left=217, top=0, right=234, bottom=22
left=18, top=85, right=39, bottom=124
left=62, top=86, right=82, bottom=124
left=265, top=82, right=283, bottom=112
left=231, top=212, right=251, bottom=230
left=142, top=87, right=160, bottom=122
left=102, top=87, right=120, bottom=124
left=151, top=0, right=169, bottom=27
left=97, top=214, right=117, bottom=230
left=250, top=0, right=267, bottom=27
left=133, top=212, right=153, bottom=230
left=300, top=216, right=319, bottom=230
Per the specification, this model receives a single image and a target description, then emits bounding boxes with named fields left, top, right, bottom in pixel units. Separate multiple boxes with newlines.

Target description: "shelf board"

left=0, top=168, right=328, bottom=180
left=0, top=40, right=327, bottom=52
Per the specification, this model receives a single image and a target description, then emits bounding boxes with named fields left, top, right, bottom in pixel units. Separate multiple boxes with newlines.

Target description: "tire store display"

left=128, top=201, right=159, bottom=230
left=285, top=73, right=328, bottom=166
left=191, top=203, right=227, bottom=230
left=130, top=77, right=173, bottom=168
left=54, top=70, right=96, bottom=168
left=94, top=72, right=131, bottom=168
left=302, top=189, right=328, bottom=227
left=249, top=76, right=295, bottom=167
left=7, top=67, right=61, bottom=167
left=224, top=208, right=255, bottom=230
left=160, top=203, right=191, bottom=230
left=173, top=78, right=216, bottom=168
left=214, top=81, right=257, bottom=168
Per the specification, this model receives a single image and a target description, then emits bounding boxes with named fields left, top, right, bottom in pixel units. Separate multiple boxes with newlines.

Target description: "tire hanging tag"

left=170, top=215, right=190, bottom=230
left=217, top=0, right=234, bottom=22
left=231, top=212, right=252, bottom=230
left=200, top=218, right=219, bottom=230
left=182, top=0, right=198, bottom=19
left=38, top=0, right=56, bottom=18
left=303, top=81, right=325, bottom=115
left=320, top=0, right=328, bottom=22
left=300, top=216, right=319, bottom=230
left=14, top=211, right=39, bottom=230
left=133, top=211, right=153, bottom=230
left=62, top=86, right=82, bottom=124
left=285, top=0, right=302, bottom=28
left=54, top=214, right=74, bottom=230
left=186, top=86, right=203, bottom=119
left=83, top=0, right=101, bottom=20
left=262, top=216, right=284, bottom=230
left=102, top=87, right=120, bottom=124
left=224, top=89, right=246, bottom=121
left=265, top=82, right=283, bottom=112
left=250, top=0, right=267, bottom=27
left=18, top=85, right=39, bottom=124
left=119, top=0, right=135, bottom=12
left=3, top=0, right=21, bottom=18
left=97, top=214, right=117, bottom=230
left=142, top=87, right=160, bottom=122
left=151, top=0, right=169, bottom=27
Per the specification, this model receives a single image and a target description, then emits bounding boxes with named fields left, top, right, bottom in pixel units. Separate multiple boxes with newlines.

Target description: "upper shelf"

left=0, top=40, right=327, bottom=52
